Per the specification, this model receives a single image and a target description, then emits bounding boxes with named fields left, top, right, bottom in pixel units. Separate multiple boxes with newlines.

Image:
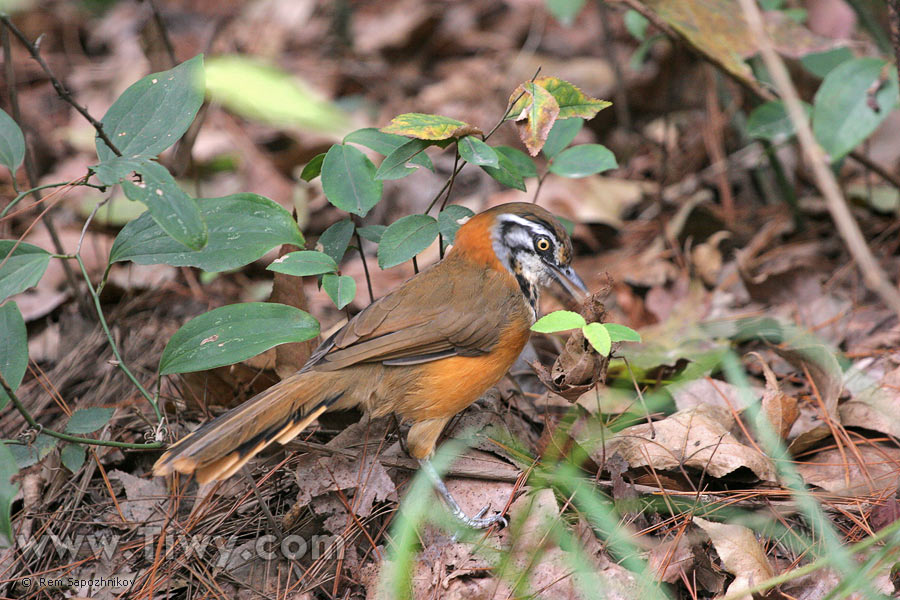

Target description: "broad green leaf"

left=375, top=138, right=432, bottom=180
left=531, top=310, right=586, bottom=332
left=583, top=322, right=612, bottom=356
left=531, top=77, right=611, bottom=121
left=813, top=58, right=899, bottom=161
left=482, top=150, right=526, bottom=191
left=268, top=250, right=338, bottom=276
left=604, top=323, right=642, bottom=343
left=0, top=241, right=51, bottom=303
left=546, top=0, right=586, bottom=26
left=549, top=144, right=617, bottom=178
left=357, top=225, right=386, bottom=244
left=624, top=9, right=650, bottom=40
left=457, top=136, right=499, bottom=167
left=0, top=302, right=26, bottom=411
left=60, top=444, right=86, bottom=473
left=800, top=47, right=853, bottom=79
left=438, top=205, right=475, bottom=248
left=747, top=100, right=812, bottom=142
left=110, top=193, right=303, bottom=271
left=377, top=214, right=439, bottom=269
left=115, top=158, right=207, bottom=250
left=496, top=146, right=538, bottom=178
left=317, top=219, right=355, bottom=263
left=542, top=118, right=583, bottom=159
left=0, top=108, right=25, bottom=175
left=300, top=153, right=325, bottom=182
left=508, top=82, right=560, bottom=156
left=92, top=156, right=149, bottom=186
left=159, top=302, right=319, bottom=374
left=97, top=55, right=205, bottom=161
left=321, top=144, right=382, bottom=217
left=381, top=113, right=482, bottom=140
left=65, top=407, right=115, bottom=435
left=9, top=434, right=56, bottom=469
left=0, top=442, right=18, bottom=547
left=344, top=128, right=433, bottom=170
left=205, top=55, right=348, bottom=134
left=323, top=273, right=356, bottom=309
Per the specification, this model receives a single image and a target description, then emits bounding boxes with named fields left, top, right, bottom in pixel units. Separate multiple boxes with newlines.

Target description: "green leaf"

left=482, top=150, right=526, bottom=191
left=0, top=302, right=27, bottom=411
left=457, top=135, right=499, bottom=167
left=800, top=47, right=853, bottom=79
left=205, top=55, right=348, bottom=134
left=0, top=442, right=19, bottom=547
left=604, top=323, right=642, bottom=343
left=813, top=57, right=900, bottom=161
left=381, top=113, right=482, bottom=140
left=299, top=153, right=325, bottom=182
left=268, top=250, right=338, bottom=276
left=375, top=138, right=432, bottom=180
left=159, top=302, right=320, bottom=374
left=110, top=193, right=303, bottom=271
left=9, top=434, right=56, bottom=469
left=97, top=54, right=205, bottom=161
left=496, top=146, right=538, bottom=178
left=0, top=241, right=51, bottom=303
left=624, top=9, right=649, bottom=40
left=377, top=214, right=439, bottom=269
left=317, top=219, right=355, bottom=263
left=322, top=273, right=356, bottom=309
left=438, top=205, right=475, bottom=248
left=357, top=225, right=386, bottom=244
left=65, top=407, right=115, bottom=434
left=546, top=0, right=586, bottom=26
left=344, top=128, right=433, bottom=170
left=549, top=144, right=617, bottom=178
left=542, top=118, right=583, bottom=159
left=747, top=100, right=812, bottom=142
left=0, top=107, right=25, bottom=175
left=533, top=77, right=611, bottom=120
left=118, top=158, right=208, bottom=250
left=60, top=444, right=86, bottom=473
left=321, top=144, right=382, bottom=217
left=531, top=310, right=586, bottom=333
left=583, top=322, right=611, bottom=356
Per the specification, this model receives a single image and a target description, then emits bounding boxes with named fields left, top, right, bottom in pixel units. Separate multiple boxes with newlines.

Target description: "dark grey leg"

left=418, top=458, right=508, bottom=529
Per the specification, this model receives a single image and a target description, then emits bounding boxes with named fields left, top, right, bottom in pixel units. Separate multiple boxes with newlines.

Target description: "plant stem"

left=1, top=178, right=103, bottom=219
left=0, top=369, right=162, bottom=449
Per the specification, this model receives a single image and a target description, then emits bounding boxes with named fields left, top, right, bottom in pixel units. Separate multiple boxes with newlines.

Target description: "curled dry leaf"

left=777, top=343, right=842, bottom=454
left=749, top=352, right=799, bottom=441
left=531, top=292, right=610, bottom=401
left=693, top=517, right=774, bottom=600
left=602, top=405, right=776, bottom=482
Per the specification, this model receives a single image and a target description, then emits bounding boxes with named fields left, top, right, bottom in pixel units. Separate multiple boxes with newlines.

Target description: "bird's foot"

left=419, top=458, right=508, bottom=531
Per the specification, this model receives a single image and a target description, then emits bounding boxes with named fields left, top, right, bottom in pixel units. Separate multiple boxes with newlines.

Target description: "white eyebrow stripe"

left=498, top=214, right=553, bottom=238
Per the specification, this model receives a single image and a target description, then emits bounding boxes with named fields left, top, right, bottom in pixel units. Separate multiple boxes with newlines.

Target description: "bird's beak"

left=552, top=264, right=588, bottom=299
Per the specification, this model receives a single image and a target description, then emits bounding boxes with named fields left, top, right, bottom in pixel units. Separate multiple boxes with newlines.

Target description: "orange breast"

left=393, top=316, right=531, bottom=421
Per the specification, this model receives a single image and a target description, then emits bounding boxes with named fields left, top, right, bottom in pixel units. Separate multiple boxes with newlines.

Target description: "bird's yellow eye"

left=536, top=238, right=551, bottom=251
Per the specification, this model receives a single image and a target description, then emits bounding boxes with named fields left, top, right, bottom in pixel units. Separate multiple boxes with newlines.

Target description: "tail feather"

left=153, top=372, right=344, bottom=484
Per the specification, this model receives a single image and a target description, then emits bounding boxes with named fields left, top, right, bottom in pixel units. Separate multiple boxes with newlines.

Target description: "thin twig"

left=354, top=228, right=375, bottom=304
left=0, top=368, right=162, bottom=449
left=0, top=14, right=122, bottom=157
left=738, top=0, right=900, bottom=319
left=1, top=177, right=104, bottom=220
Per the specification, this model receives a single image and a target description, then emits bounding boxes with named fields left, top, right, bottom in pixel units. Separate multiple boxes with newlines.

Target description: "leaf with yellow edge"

left=508, top=77, right=611, bottom=122
left=508, top=82, right=560, bottom=156
left=381, top=113, right=482, bottom=140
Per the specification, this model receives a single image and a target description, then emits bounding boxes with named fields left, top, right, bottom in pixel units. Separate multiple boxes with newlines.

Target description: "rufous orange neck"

left=449, top=211, right=504, bottom=270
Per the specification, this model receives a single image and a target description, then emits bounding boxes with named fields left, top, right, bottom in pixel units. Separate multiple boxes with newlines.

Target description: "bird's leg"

left=418, top=458, right=507, bottom=529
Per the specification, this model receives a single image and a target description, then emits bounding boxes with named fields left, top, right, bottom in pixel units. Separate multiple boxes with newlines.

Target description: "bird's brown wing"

left=304, top=256, right=523, bottom=372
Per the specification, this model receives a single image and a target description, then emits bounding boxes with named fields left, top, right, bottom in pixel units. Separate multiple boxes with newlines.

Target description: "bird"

left=153, top=202, right=587, bottom=528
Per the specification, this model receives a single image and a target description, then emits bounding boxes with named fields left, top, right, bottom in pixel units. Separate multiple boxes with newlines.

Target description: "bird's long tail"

left=152, top=371, right=345, bottom=483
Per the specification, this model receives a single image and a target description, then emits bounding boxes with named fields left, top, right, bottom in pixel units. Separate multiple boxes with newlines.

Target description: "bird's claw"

left=457, top=504, right=507, bottom=529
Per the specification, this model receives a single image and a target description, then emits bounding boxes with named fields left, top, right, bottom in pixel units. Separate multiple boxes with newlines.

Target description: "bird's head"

left=452, top=202, right=587, bottom=312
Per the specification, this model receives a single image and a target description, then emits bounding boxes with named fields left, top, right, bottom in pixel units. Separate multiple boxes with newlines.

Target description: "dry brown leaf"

left=694, top=517, right=774, bottom=599
left=647, top=534, right=696, bottom=584
left=751, top=352, right=799, bottom=440
left=794, top=445, right=900, bottom=497
left=668, top=377, right=756, bottom=413
left=108, top=469, right=167, bottom=525
left=602, top=405, right=776, bottom=481
left=779, top=343, right=843, bottom=454
left=840, top=364, right=900, bottom=439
